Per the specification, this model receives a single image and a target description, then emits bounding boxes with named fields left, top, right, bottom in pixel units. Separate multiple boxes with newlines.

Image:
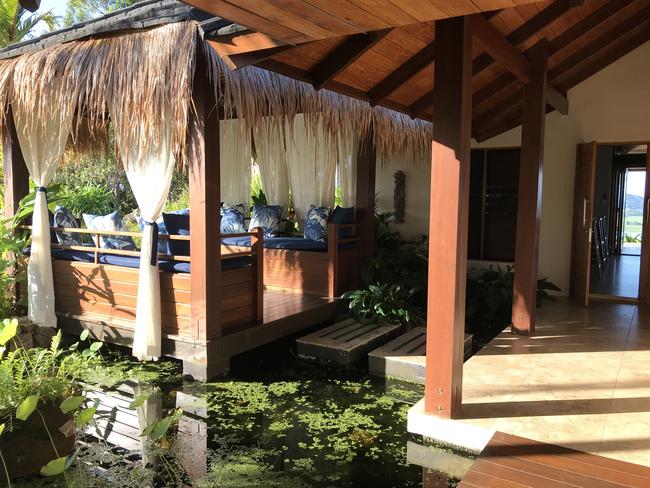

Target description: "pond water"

left=15, top=339, right=475, bottom=487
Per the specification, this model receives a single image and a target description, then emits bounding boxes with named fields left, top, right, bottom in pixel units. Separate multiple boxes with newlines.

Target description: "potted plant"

left=0, top=319, right=103, bottom=483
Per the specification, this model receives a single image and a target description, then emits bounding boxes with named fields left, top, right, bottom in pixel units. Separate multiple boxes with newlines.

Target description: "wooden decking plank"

left=460, top=469, right=529, bottom=487
left=459, top=431, right=650, bottom=487
left=471, top=458, right=579, bottom=488
left=479, top=443, right=630, bottom=488
left=491, top=432, right=650, bottom=482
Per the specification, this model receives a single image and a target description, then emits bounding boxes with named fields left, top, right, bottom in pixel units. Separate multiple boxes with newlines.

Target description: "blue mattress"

left=222, top=236, right=354, bottom=252
left=25, top=247, right=251, bottom=273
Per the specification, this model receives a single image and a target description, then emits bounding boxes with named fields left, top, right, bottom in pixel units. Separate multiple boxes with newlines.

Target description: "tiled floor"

left=590, top=254, right=640, bottom=298
left=459, top=298, right=650, bottom=467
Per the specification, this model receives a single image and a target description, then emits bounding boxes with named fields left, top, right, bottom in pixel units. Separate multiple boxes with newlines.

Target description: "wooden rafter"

left=468, top=14, right=567, bottom=115
left=476, top=22, right=650, bottom=142
left=209, top=31, right=290, bottom=69
left=472, top=0, right=583, bottom=77
left=311, top=30, right=390, bottom=91
left=474, top=4, right=650, bottom=140
left=411, top=1, right=581, bottom=118
left=368, top=43, right=435, bottom=106
left=473, top=0, right=632, bottom=115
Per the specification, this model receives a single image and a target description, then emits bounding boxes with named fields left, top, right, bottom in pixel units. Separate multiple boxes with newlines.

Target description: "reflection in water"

left=85, top=346, right=475, bottom=487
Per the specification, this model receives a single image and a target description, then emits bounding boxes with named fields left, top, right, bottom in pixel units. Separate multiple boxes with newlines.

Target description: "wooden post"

left=355, top=132, right=376, bottom=261
left=424, top=16, right=472, bottom=419
left=3, top=107, right=29, bottom=219
left=184, top=57, right=222, bottom=379
left=511, top=41, right=548, bottom=336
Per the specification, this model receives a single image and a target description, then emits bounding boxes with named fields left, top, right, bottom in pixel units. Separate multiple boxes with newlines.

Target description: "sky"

left=33, top=0, right=69, bottom=35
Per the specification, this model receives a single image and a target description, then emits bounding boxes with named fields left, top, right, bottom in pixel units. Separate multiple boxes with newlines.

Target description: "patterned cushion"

left=330, top=206, right=355, bottom=238
left=138, top=208, right=189, bottom=255
left=220, top=204, right=246, bottom=234
left=82, top=211, right=137, bottom=250
left=53, top=206, right=82, bottom=246
left=303, top=205, right=330, bottom=242
left=162, top=212, right=190, bottom=256
left=248, top=204, right=282, bottom=238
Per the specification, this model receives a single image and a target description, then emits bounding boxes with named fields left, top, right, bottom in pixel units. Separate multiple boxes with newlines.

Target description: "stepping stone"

left=368, top=328, right=473, bottom=384
left=296, top=318, right=402, bottom=366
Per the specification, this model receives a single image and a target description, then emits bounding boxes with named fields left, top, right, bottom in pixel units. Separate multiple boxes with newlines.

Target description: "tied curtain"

left=13, top=82, right=74, bottom=328
left=220, top=119, right=252, bottom=209
left=112, top=106, right=176, bottom=361
left=337, top=132, right=358, bottom=207
left=254, top=118, right=290, bottom=215
left=285, top=115, right=337, bottom=225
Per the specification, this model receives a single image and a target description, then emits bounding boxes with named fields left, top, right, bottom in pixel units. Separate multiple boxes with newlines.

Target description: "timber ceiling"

left=195, top=0, right=650, bottom=142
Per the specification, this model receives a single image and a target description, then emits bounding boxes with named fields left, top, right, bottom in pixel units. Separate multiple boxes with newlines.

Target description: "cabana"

left=0, top=1, right=430, bottom=379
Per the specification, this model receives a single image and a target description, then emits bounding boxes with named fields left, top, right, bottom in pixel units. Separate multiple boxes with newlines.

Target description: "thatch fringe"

left=204, top=41, right=432, bottom=166
left=0, top=19, right=431, bottom=167
left=0, top=22, right=197, bottom=166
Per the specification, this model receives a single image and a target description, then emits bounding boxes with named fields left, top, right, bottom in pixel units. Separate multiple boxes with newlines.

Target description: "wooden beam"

left=472, top=0, right=583, bottom=76
left=19, top=0, right=39, bottom=12
left=469, top=14, right=532, bottom=83
left=312, top=30, right=390, bottom=91
left=546, top=85, right=568, bottom=116
left=413, top=0, right=580, bottom=118
left=474, top=4, right=650, bottom=139
left=368, top=42, right=435, bottom=106
left=186, top=55, right=222, bottom=377
left=558, top=24, right=650, bottom=93
left=2, top=106, right=29, bottom=220
left=208, top=31, right=290, bottom=69
left=511, top=40, right=548, bottom=336
left=425, top=16, right=472, bottom=419
left=473, top=0, right=632, bottom=114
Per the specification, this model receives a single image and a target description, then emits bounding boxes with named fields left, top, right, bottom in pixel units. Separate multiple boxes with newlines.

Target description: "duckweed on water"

left=15, top=344, right=469, bottom=487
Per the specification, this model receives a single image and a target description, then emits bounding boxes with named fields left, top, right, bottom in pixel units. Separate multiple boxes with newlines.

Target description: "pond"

left=14, top=338, right=475, bottom=488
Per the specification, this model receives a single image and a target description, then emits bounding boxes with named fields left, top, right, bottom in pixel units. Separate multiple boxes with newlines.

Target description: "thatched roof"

left=0, top=0, right=432, bottom=166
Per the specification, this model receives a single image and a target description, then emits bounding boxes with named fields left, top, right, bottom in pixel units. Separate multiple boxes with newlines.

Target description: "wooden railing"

left=20, top=225, right=264, bottom=266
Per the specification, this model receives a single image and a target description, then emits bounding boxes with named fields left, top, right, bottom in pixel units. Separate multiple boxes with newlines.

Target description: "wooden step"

left=368, top=328, right=473, bottom=383
left=296, top=318, right=402, bottom=366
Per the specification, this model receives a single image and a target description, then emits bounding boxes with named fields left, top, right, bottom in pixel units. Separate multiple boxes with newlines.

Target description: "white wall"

left=375, top=40, right=650, bottom=295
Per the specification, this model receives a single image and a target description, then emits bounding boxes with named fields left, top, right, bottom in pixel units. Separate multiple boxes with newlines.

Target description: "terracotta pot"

left=1, top=402, right=76, bottom=480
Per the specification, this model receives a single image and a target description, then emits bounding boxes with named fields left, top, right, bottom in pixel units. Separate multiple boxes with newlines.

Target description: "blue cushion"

left=249, top=204, right=282, bottom=238
left=53, top=206, right=82, bottom=246
left=222, top=236, right=356, bottom=251
left=330, top=206, right=355, bottom=238
left=162, top=212, right=190, bottom=256
left=138, top=209, right=189, bottom=255
left=83, top=211, right=137, bottom=251
left=222, top=236, right=254, bottom=247
left=220, top=204, right=246, bottom=234
left=303, top=205, right=330, bottom=242
left=159, top=256, right=251, bottom=274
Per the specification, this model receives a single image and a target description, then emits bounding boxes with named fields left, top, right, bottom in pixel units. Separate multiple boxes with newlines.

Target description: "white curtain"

left=285, top=115, right=337, bottom=224
left=112, top=108, right=176, bottom=361
left=254, top=118, right=290, bottom=215
left=337, top=132, right=358, bottom=207
left=220, top=119, right=252, bottom=209
left=13, top=83, right=74, bottom=328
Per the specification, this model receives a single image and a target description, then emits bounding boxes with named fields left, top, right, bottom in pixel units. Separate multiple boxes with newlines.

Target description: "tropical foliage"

left=63, top=0, right=141, bottom=26
left=0, top=0, right=57, bottom=47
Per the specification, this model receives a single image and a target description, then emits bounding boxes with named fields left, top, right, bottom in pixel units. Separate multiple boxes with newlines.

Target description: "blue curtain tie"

left=143, top=220, right=159, bottom=266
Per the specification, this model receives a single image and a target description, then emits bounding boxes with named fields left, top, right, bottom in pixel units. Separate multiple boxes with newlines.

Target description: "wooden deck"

left=459, top=431, right=650, bottom=488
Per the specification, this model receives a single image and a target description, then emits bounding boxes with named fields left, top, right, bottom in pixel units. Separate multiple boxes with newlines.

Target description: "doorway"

left=571, top=142, right=650, bottom=304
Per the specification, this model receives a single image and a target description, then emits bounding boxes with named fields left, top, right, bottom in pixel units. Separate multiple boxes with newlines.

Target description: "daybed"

left=223, top=221, right=359, bottom=298
left=29, top=227, right=263, bottom=341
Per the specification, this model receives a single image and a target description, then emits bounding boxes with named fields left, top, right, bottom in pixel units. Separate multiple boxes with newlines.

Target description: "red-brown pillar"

left=3, top=107, right=29, bottom=219
left=355, top=132, right=377, bottom=261
left=185, top=57, right=222, bottom=378
left=424, top=16, right=472, bottom=418
left=511, top=41, right=548, bottom=336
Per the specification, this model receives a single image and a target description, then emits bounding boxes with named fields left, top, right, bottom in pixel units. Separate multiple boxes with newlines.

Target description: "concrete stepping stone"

left=296, top=318, right=402, bottom=366
left=368, top=328, right=473, bottom=383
